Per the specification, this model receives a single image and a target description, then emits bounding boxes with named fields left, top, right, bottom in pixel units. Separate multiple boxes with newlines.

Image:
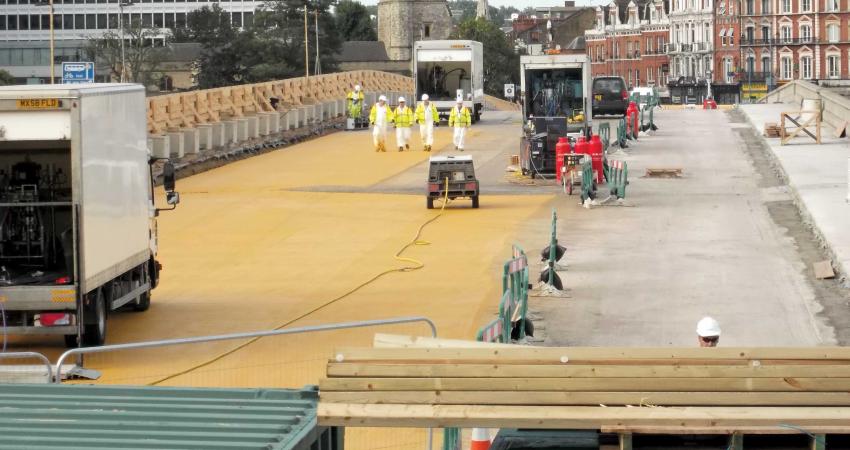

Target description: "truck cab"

left=413, top=40, right=484, bottom=123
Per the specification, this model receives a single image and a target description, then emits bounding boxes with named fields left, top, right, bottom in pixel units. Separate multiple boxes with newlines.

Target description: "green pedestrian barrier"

left=616, top=117, right=629, bottom=148
left=580, top=155, right=596, bottom=202
left=598, top=122, right=610, bottom=152
left=443, top=427, right=461, bottom=450
left=607, top=159, right=628, bottom=199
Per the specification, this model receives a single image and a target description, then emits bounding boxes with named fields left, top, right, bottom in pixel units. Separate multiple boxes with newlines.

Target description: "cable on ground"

left=148, top=178, right=451, bottom=386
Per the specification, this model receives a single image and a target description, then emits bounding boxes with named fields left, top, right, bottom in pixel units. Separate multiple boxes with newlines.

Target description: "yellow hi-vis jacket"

left=449, top=106, right=471, bottom=128
left=347, top=90, right=364, bottom=116
left=414, top=102, right=439, bottom=125
left=393, top=106, right=414, bottom=127
left=369, top=104, right=394, bottom=126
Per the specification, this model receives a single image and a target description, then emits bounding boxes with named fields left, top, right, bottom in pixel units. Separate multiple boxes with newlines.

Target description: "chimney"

left=564, top=1, right=576, bottom=6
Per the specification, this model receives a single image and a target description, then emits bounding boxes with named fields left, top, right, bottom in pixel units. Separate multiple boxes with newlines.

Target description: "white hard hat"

left=456, top=97, right=463, bottom=103
left=421, top=94, right=429, bottom=101
left=696, top=317, right=721, bottom=337
left=354, top=85, right=361, bottom=91
left=378, top=95, right=387, bottom=102
left=398, top=96, right=406, bottom=103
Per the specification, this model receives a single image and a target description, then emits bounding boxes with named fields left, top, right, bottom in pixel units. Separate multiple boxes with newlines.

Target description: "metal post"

left=548, top=209, right=557, bottom=286
left=48, top=0, right=54, bottom=84
left=119, top=2, right=132, bottom=82
left=304, top=4, right=309, bottom=81
left=314, top=8, right=320, bottom=76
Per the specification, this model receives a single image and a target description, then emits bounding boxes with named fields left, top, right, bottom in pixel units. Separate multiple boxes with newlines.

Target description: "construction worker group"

left=368, top=93, right=472, bottom=153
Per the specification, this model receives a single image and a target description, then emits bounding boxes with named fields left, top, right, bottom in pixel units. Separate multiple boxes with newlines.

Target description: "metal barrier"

left=617, top=117, right=629, bottom=147
left=541, top=209, right=563, bottom=289
left=54, top=316, right=436, bottom=383
left=580, top=155, right=596, bottom=202
left=598, top=122, right=611, bottom=152
left=607, top=159, right=629, bottom=199
left=0, top=351, right=53, bottom=383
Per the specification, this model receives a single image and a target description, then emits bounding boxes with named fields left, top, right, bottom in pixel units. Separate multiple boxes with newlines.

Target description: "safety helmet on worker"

left=398, top=97, right=406, bottom=103
left=354, top=85, right=361, bottom=92
left=696, top=317, right=721, bottom=337
left=378, top=95, right=387, bottom=102
left=421, top=94, right=429, bottom=101
left=456, top=96, right=463, bottom=104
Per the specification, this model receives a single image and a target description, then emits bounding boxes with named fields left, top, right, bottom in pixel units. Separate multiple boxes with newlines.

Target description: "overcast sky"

left=356, top=0, right=605, bottom=8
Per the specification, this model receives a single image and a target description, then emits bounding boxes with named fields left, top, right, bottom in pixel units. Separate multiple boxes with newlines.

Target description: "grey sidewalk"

left=739, top=103, right=850, bottom=284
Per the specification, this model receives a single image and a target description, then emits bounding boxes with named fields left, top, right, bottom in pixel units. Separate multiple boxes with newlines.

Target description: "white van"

left=630, top=86, right=658, bottom=111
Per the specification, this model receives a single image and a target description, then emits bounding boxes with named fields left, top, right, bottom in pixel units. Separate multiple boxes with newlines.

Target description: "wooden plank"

left=319, top=391, right=850, bottom=407
left=332, top=347, right=850, bottom=361
left=317, top=403, right=850, bottom=429
left=372, top=334, right=514, bottom=349
left=601, top=426, right=850, bottom=435
left=834, top=120, right=848, bottom=138
left=813, top=261, right=835, bottom=280
left=326, top=363, right=850, bottom=378
left=318, top=377, right=850, bottom=393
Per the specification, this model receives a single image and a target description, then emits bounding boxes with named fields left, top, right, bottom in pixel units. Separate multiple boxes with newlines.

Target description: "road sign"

left=504, top=83, right=515, bottom=99
left=62, top=62, right=95, bottom=84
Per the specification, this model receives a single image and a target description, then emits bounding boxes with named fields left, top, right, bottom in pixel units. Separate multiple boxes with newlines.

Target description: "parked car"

left=631, top=86, right=659, bottom=111
left=591, top=76, right=629, bottom=117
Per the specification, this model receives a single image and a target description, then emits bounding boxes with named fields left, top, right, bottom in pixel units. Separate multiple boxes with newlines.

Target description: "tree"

left=0, top=70, right=15, bottom=86
left=452, top=17, right=519, bottom=98
left=172, top=5, right=241, bottom=88
left=335, top=0, right=377, bottom=41
left=86, top=23, right=171, bottom=87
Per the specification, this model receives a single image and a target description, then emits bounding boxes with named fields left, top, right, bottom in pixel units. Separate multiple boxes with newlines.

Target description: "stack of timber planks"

left=318, top=346, right=850, bottom=432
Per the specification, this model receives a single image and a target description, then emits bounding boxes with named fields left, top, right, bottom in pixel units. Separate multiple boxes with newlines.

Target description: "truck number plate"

left=16, top=98, right=60, bottom=109
left=594, top=95, right=602, bottom=101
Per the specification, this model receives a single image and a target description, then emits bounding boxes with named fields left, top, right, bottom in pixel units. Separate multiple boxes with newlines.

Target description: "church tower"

left=476, top=0, right=489, bottom=19
left=378, top=0, right=453, bottom=61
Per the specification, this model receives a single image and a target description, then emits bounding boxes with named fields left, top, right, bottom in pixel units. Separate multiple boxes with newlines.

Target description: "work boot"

left=425, top=145, right=431, bottom=152
left=405, top=144, right=410, bottom=150
left=398, top=146, right=403, bottom=152
left=454, top=146, right=458, bottom=151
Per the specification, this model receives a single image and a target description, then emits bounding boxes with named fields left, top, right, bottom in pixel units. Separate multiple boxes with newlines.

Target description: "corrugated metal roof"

left=0, top=384, right=331, bottom=450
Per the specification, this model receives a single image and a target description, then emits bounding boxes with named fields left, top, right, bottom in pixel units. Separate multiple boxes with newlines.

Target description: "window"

left=97, top=13, right=106, bottom=28
left=0, top=16, right=5, bottom=31
left=800, top=0, right=810, bottom=11
left=801, top=56, right=812, bottom=79
left=746, top=0, right=754, bottom=13
left=761, top=0, right=770, bottom=13
left=74, top=13, right=83, bottom=29
left=827, top=55, right=839, bottom=78
left=780, top=56, right=792, bottom=79
left=19, top=15, right=28, bottom=30
left=423, top=24, right=431, bottom=38
left=53, top=14, right=62, bottom=30
left=746, top=26, right=754, bottom=41
left=827, top=24, right=839, bottom=42
left=164, top=13, right=174, bottom=28
left=142, top=13, right=152, bottom=27
left=781, top=0, right=790, bottom=12
left=176, top=13, right=186, bottom=27
left=780, top=26, right=791, bottom=42
left=85, top=13, right=95, bottom=29
left=728, top=28, right=734, bottom=45
left=761, top=25, right=770, bottom=40
left=761, top=55, right=770, bottom=71
left=825, top=0, right=838, bottom=11
left=232, top=12, right=242, bottom=27
left=635, top=69, right=640, bottom=85
left=153, top=13, right=163, bottom=28
left=725, top=58, right=734, bottom=82
left=801, top=24, right=811, bottom=41
left=720, top=28, right=726, bottom=45
left=63, top=14, right=72, bottom=29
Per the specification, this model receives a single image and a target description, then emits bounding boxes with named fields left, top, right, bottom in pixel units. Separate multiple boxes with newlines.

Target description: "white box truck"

left=413, top=40, right=484, bottom=123
left=0, top=84, right=179, bottom=347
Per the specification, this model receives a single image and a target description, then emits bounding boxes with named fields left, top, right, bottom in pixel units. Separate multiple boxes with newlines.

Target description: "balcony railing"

left=740, top=37, right=819, bottom=45
left=737, top=71, right=773, bottom=82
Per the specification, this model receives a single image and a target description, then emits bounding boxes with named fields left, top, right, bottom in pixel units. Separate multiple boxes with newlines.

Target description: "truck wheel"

left=82, top=289, right=107, bottom=347
left=426, top=197, right=434, bottom=209
left=472, top=196, right=479, bottom=209
left=134, top=291, right=150, bottom=312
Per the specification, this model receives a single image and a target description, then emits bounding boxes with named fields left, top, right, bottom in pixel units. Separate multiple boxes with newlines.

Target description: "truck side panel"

left=79, top=89, right=151, bottom=294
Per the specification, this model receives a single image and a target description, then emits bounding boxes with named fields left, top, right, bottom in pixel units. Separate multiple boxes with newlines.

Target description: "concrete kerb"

left=738, top=106, right=850, bottom=286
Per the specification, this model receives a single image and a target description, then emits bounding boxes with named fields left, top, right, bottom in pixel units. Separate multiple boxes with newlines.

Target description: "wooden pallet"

left=318, top=346, right=850, bottom=433
left=764, top=122, right=782, bottom=138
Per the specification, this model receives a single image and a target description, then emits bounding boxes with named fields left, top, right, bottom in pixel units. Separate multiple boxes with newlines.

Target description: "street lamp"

left=35, top=0, right=55, bottom=84
left=118, top=1, right=135, bottom=82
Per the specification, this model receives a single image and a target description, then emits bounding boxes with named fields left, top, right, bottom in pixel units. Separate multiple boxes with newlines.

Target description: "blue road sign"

left=62, top=62, right=95, bottom=84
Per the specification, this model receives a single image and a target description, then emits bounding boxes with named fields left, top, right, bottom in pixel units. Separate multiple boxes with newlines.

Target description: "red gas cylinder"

left=627, top=101, right=639, bottom=139
left=555, top=137, right=570, bottom=183
left=589, top=134, right=604, bottom=183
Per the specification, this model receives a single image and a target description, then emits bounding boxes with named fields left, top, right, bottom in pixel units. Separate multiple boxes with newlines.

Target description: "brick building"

left=713, top=0, right=742, bottom=102
left=585, top=0, right=671, bottom=90
left=739, top=0, right=850, bottom=94
left=510, top=4, right=596, bottom=55
left=377, top=0, right=453, bottom=61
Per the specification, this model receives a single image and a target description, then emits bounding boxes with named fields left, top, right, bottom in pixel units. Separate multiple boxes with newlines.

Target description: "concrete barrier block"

left=313, top=104, right=323, bottom=121
left=366, top=93, right=377, bottom=106
left=235, top=118, right=249, bottom=142
left=149, top=135, right=170, bottom=159
left=222, top=120, right=238, bottom=144
left=338, top=99, right=346, bottom=116
left=167, top=131, right=185, bottom=159
left=183, top=128, right=200, bottom=155
left=245, top=116, right=260, bottom=139
left=210, top=122, right=226, bottom=148
left=258, top=113, right=279, bottom=135
left=197, top=124, right=213, bottom=150
left=299, top=106, right=313, bottom=126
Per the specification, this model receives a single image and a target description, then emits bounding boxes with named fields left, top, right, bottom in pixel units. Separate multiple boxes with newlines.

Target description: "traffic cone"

left=470, top=428, right=491, bottom=450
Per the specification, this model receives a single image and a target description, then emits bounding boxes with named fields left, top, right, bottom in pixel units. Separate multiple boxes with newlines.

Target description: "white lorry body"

left=0, top=84, right=177, bottom=346
left=413, top=40, right=484, bottom=122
